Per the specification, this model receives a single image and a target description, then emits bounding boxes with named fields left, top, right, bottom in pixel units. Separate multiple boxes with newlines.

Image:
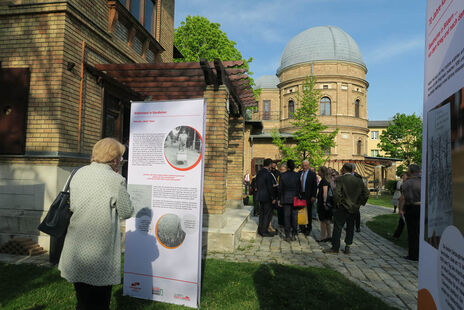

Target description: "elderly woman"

left=59, top=137, right=133, bottom=309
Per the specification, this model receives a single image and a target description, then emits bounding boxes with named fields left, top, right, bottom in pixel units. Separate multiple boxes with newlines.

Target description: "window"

left=288, top=100, right=295, bottom=118
left=320, top=97, right=331, bottom=116
left=130, top=0, right=141, bottom=20
left=263, top=100, right=270, bottom=120
left=357, top=140, right=362, bottom=155
left=144, top=0, right=155, bottom=34
left=122, top=0, right=157, bottom=36
left=371, top=150, right=380, bottom=157
left=371, top=131, right=379, bottom=139
left=355, top=99, right=360, bottom=118
left=323, top=84, right=328, bottom=89
left=0, top=68, right=30, bottom=155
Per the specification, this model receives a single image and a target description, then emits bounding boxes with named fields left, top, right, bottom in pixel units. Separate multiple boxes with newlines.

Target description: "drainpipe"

left=77, top=40, right=86, bottom=153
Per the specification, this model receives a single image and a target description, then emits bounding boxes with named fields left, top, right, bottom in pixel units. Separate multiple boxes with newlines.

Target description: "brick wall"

left=226, top=115, right=244, bottom=206
left=202, top=86, right=229, bottom=215
left=0, top=8, right=66, bottom=153
left=159, top=0, right=174, bottom=62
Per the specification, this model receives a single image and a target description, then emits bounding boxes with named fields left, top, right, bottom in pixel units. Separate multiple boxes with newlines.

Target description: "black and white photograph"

left=164, top=126, right=202, bottom=170
left=156, top=213, right=186, bottom=249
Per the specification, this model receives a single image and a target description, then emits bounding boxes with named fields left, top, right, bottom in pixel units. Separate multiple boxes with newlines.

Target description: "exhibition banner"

left=419, top=1, right=464, bottom=309
left=123, top=99, right=206, bottom=308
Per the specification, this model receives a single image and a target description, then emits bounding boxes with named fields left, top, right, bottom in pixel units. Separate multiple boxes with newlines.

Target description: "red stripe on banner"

left=124, top=272, right=198, bottom=285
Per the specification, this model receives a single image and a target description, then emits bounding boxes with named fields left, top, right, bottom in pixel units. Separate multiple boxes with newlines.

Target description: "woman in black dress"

left=317, top=166, right=332, bottom=242
left=278, top=159, right=300, bottom=242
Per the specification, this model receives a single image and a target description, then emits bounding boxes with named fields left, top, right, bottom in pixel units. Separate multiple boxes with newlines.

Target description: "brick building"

left=246, top=26, right=398, bottom=185
left=0, top=1, right=253, bottom=252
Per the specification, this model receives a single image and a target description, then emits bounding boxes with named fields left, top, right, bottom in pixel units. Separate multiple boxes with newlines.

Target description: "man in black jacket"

left=299, top=160, right=318, bottom=235
left=256, top=158, right=277, bottom=237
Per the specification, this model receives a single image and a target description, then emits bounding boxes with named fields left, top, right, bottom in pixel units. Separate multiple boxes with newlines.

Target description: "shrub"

left=385, top=180, right=397, bottom=194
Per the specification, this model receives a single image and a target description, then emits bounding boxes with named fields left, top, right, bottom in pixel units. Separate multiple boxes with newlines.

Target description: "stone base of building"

left=202, top=206, right=252, bottom=253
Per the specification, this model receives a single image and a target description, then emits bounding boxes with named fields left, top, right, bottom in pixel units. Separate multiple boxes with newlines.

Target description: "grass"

left=367, top=194, right=394, bottom=208
left=366, top=214, right=408, bottom=250
left=0, top=259, right=399, bottom=310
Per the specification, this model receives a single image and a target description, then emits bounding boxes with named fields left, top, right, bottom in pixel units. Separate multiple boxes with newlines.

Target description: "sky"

left=175, top=0, right=427, bottom=121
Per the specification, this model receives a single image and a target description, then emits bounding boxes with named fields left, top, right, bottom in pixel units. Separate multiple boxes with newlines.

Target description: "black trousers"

left=304, top=198, right=313, bottom=232
left=405, top=204, right=420, bottom=260
left=393, top=216, right=405, bottom=239
left=354, top=210, right=361, bottom=231
left=331, top=207, right=356, bottom=251
left=258, top=201, right=273, bottom=235
left=74, top=282, right=112, bottom=310
left=252, top=194, right=259, bottom=216
left=283, top=204, right=298, bottom=237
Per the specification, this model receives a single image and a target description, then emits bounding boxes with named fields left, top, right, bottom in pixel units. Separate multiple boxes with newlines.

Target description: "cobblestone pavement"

left=0, top=204, right=417, bottom=309
left=208, top=204, right=418, bottom=310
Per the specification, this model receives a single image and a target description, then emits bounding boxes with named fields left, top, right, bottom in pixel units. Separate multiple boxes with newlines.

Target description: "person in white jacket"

left=59, top=137, right=133, bottom=309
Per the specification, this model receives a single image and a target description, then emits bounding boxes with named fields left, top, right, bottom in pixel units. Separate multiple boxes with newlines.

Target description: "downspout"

left=77, top=40, right=86, bottom=153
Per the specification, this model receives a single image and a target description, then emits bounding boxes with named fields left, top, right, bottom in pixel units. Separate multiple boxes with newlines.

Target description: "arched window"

left=320, top=97, right=331, bottom=116
left=355, top=99, right=360, bottom=118
left=357, top=140, right=362, bottom=155
left=288, top=100, right=295, bottom=118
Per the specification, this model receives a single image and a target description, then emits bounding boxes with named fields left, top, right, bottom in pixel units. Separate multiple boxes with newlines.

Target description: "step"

left=240, top=216, right=258, bottom=241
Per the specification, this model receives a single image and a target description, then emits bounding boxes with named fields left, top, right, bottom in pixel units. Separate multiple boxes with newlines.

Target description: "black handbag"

left=38, top=168, right=80, bottom=238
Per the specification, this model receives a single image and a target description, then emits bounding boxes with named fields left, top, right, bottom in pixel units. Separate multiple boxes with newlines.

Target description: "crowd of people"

left=249, top=159, right=422, bottom=260
left=250, top=159, right=370, bottom=254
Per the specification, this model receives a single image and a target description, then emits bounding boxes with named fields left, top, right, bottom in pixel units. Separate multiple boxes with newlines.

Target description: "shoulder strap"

left=62, top=167, right=81, bottom=192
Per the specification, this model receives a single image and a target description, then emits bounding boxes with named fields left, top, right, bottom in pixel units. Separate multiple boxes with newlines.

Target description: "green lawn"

left=366, top=214, right=408, bottom=250
left=367, top=194, right=394, bottom=208
left=0, top=259, right=399, bottom=310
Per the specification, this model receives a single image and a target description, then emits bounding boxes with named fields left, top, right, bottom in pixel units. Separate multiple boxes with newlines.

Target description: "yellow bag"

left=298, top=206, right=309, bottom=225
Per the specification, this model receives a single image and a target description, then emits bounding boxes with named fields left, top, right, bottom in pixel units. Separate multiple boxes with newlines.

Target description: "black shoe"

left=262, top=233, right=275, bottom=237
left=322, top=237, right=332, bottom=242
left=322, top=248, right=339, bottom=254
left=343, top=246, right=351, bottom=255
left=356, top=228, right=361, bottom=233
left=283, top=237, right=291, bottom=243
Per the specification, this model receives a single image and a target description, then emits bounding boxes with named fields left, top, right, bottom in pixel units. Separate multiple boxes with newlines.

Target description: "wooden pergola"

left=91, top=59, right=256, bottom=116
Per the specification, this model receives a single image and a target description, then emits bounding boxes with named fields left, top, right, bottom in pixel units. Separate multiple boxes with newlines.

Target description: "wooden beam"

left=103, top=69, right=204, bottom=78
left=125, top=81, right=205, bottom=88
left=138, top=90, right=205, bottom=97
left=214, top=59, right=241, bottom=116
left=110, top=76, right=205, bottom=83
left=132, top=87, right=204, bottom=93
left=96, top=62, right=203, bottom=71
left=200, top=59, right=216, bottom=86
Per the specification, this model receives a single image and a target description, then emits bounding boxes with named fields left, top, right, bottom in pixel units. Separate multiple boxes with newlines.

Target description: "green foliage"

left=272, top=76, right=338, bottom=167
left=174, top=15, right=258, bottom=98
left=378, top=113, right=423, bottom=174
left=385, top=180, right=398, bottom=195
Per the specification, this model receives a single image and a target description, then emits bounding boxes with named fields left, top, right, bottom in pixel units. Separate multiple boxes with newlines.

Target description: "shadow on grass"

left=0, top=263, right=72, bottom=310
left=253, top=263, right=398, bottom=310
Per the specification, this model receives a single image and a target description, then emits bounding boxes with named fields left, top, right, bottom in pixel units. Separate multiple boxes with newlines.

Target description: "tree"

left=174, top=16, right=258, bottom=97
left=378, top=113, right=422, bottom=174
left=271, top=76, right=338, bottom=167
